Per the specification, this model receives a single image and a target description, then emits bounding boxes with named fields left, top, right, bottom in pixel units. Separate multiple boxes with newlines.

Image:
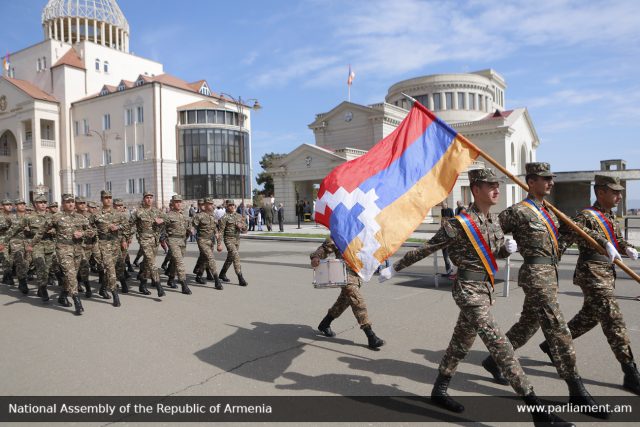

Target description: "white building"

left=269, top=69, right=539, bottom=222
left=0, top=0, right=256, bottom=207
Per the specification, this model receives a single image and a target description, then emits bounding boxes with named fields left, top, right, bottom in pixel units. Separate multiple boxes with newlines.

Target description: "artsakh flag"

left=347, top=64, right=355, bottom=86
left=314, top=101, right=479, bottom=281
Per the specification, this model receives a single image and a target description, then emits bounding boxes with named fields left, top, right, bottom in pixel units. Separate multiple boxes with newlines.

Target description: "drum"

left=313, top=259, right=348, bottom=289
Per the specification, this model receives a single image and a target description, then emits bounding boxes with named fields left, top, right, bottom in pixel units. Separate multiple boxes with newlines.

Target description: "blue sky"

left=3, top=0, right=640, bottom=206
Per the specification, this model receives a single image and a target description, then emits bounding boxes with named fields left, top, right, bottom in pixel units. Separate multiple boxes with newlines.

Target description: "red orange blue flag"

left=314, top=101, right=479, bottom=281
left=347, top=64, right=355, bottom=86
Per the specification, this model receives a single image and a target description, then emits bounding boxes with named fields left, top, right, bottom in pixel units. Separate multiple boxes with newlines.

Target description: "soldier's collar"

left=592, top=201, right=612, bottom=215
left=468, top=203, right=487, bottom=223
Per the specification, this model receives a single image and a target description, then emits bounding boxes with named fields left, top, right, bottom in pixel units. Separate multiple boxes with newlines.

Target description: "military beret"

left=113, top=198, right=124, bottom=206
left=468, top=168, right=501, bottom=184
left=2, top=199, right=14, bottom=205
left=48, top=202, right=58, bottom=208
left=75, top=196, right=86, bottom=204
left=594, top=174, right=624, bottom=191
left=14, top=198, right=26, bottom=205
left=61, top=194, right=75, bottom=202
left=225, top=199, right=235, bottom=205
left=33, top=194, right=48, bottom=202
left=100, top=190, right=112, bottom=198
left=171, top=194, right=183, bottom=202
left=525, top=162, right=556, bottom=177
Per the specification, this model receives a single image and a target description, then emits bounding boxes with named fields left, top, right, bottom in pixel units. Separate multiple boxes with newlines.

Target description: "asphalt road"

left=1, top=238, right=640, bottom=425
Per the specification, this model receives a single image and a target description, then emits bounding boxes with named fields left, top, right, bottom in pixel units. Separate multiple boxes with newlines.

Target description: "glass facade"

left=178, top=117, right=250, bottom=199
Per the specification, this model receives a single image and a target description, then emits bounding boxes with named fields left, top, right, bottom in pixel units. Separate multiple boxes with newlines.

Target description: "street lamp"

left=218, top=93, right=261, bottom=208
left=87, top=129, right=121, bottom=191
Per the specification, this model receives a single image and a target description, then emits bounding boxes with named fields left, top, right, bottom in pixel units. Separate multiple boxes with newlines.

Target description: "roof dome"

left=42, top=0, right=130, bottom=51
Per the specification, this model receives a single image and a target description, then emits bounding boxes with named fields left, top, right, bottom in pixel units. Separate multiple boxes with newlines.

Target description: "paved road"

left=1, top=238, right=640, bottom=425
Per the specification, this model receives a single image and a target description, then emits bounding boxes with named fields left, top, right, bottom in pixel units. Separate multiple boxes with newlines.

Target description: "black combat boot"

left=18, top=278, right=29, bottom=294
left=566, top=376, right=609, bottom=419
left=622, top=362, right=640, bottom=395
left=112, top=289, right=121, bottom=307
left=482, top=355, right=509, bottom=385
left=206, top=269, right=214, bottom=281
left=166, top=277, right=178, bottom=289
left=153, top=280, right=165, bottom=297
left=99, top=284, right=111, bottom=299
left=195, top=275, right=206, bottom=284
left=120, top=279, right=129, bottom=294
left=2, top=271, right=13, bottom=285
left=430, top=373, right=464, bottom=413
left=213, top=274, right=223, bottom=290
left=180, top=280, right=192, bottom=295
left=72, top=294, right=84, bottom=315
left=219, top=263, right=231, bottom=283
left=539, top=340, right=554, bottom=365
left=58, top=290, right=72, bottom=307
left=318, top=314, right=336, bottom=337
left=523, top=392, right=575, bottom=427
left=139, top=280, right=151, bottom=295
left=363, top=325, right=384, bottom=349
left=37, top=286, right=50, bottom=302
left=84, top=280, right=92, bottom=298
left=77, top=279, right=84, bottom=293
left=238, top=274, right=248, bottom=287
left=126, top=260, right=134, bottom=273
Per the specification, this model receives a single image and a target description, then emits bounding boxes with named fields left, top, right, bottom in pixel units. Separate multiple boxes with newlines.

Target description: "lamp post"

left=87, top=129, right=121, bottom=190
left=218, top=93, right=261, bottom=208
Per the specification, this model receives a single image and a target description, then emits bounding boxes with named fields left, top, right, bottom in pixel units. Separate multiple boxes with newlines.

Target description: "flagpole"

left=348, top=84, right=351, bottom=102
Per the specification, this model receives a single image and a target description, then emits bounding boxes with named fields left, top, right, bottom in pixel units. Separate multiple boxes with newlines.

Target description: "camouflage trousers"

left=115, top=244, right=127, bottom=282
left=568, top=270, right=633, bottom=364
left=32, top=242, right=55, bottom=289
left=327, top=276, right=370, bottom=329
left=138, top=236, right=160, bottom=283
left=440, top=279, right=533, bottom=396
left=1, top=245, right=11, bottom=274
left=506, top=264, right=578, bottom=380
left=97, top=240, right=119, bottom=291
left=167, top=238, right=186, bottom=282
left=10, top=239, right=29, bottom=280
left=222, top=238, right=242, bottom=275
left=194, top=238, right=218, bottom=276
left=57, top=243, right=84, bottom=296
left=78, top=242, right=96, bottom=282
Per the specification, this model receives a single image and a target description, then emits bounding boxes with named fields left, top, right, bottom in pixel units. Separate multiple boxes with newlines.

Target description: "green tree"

left=255, top=152, right=285, bottom=196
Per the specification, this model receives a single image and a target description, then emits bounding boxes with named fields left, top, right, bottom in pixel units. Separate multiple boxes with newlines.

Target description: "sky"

left=2, top=0, right=640, bottom=207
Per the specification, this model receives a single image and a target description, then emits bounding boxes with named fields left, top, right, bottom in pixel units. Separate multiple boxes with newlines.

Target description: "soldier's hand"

left=0, top=244, right=4, bottom=251
left=109, top=224, right=119, bottom=232
left=378, top=265, right=396, bottom=283
left=217, top=243, right=223, bottom=252
left=606, top=242, right=622, bottom=263
left=26, top=245, right=33, bottom=252
left=121, top=241, right=129, bottom=251
left=155, top=218, right=164, bottom=225
left=504, top=238, right=518, bottom=254
left=73, top=230, right=83, bottom=239
left=626, top=247, right=638, bottom=261
left=310, top=257, right=320, bottom=268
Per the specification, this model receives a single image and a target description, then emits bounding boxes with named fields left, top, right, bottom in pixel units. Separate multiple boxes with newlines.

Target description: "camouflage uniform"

left=393, top=170, right=533, bottom=396
left=24, top=196, right=55, bottom=298
left=91, top=201, right=123, bottom=294
left=165, top=195, right=191, bottom=287
left=6, top=199, right=29, bottom=288
left=131, top=193, right=166, bottom=288
left=192, top=198, right=222, bottom=286
left=1, top=200, right=15, bottom=283
left=114, top=200, right=132, bottom=287
left=218, top=200, right=248, bottom=285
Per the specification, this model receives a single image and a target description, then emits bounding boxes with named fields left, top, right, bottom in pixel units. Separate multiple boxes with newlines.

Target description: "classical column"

left=100, top=21, right=105, bottom=46
left=60, top=18, right=65, bottom=43
left=67, top=17, right=72, bottom=44
left=116, top=28, right=120, bottom=51
left=16, top=125, right=25, bottom=199
left=84, top=18, right=89, bottom=43
left=93, top=20, right=98, bottom=44
left=32, top=115, right=43, bottom=192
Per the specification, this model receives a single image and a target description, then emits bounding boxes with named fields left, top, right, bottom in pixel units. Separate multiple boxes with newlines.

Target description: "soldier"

left=31, top=194, right=94, bottom=315
left=131, top=191, right=166, bottom=296
left=165, top=194, right=192, bottom=295
left=482, top=162, right=607, bottom=419
left=47, top=201, right=58, bottom=214
left=312, top=236, right=384, bottom=350
left=46, top=201, right=62, bottom=287
left=218, top=199, right=248, bottom=286
left=0, top=199, right=15, bottom=285
left=75, top=196, right=96, bottom=297
left=6, top=198, right=29, bottom=293
left=114, top=199, right=132, bottom=292
left=538, top=175, right=640, bottom=395
left=192, top=198, right=214, bottom=280
left=90, top=191, right=124, bottom=307
left=379, top=168, right=570, bottom=425
left=23, top=194, right=56, bottom=301
left=192, top=197, right=223, bottom=290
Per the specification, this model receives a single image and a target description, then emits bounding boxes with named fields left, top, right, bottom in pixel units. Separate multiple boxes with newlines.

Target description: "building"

left=269, top=69, right=539, bottom=222
left=0, top=0, right=256, bottom=206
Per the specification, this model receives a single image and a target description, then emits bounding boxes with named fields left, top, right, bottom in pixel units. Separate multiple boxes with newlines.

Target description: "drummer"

left=310, top=236, right=385, bottom=349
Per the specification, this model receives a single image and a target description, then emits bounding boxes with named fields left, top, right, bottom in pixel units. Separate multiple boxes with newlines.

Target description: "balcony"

left=41, top=139, right=55, bottom=148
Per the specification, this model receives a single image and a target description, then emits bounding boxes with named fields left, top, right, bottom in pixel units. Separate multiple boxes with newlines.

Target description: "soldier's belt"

left=579, top=253, right=609, bottom=263
left=523, top=256, right=557, bottom=265
left=457, top=269, right=490, bottom=281
left=56, top=239, right=82, bottom=245
left=97, top=235, right=118, bottom=241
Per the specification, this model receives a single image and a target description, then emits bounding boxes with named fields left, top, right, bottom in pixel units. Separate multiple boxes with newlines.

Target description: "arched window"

left=510, top=142, right=515, bottom=165
left=95, top=58, right=101, bottom=71
left=199, top=85, right=211, bottom=96
left=37, top=58, right=41, bottom=71
left=103, top=61, right=109, bottom=73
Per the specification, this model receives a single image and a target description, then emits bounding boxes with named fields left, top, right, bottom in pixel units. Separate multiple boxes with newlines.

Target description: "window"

left=42, top=57, right=46, bottom=69
left=103, top=114, right=111, bottom=130
left=76, top=184, right=82, bottom=195
left=127, top=179, right=135, bottom=194
left=127, top=145, right=135, bottom=162
left=457, top=92, right=465, bottom=109
left=102, top=149, right=112, bottom=165
left=74, top=121, right=79, bottom=136
left=478, top=95, right=483, bottom=111
left=85, top=184, right=91, bottom=198
left=103, top=61, right=109, bottom=73
left=118, top=82, right=126, bottom=92
left=83, top=119, right=89, bottom=135
left=125, top=108, right=133, bottom=126
left=100, top=87, right=109, bottom=96
left=37, top=58, right=41, bottom=71
left=138, top=178, right=145, bottom=194
left=95, top=58, right=100, bottom=71
left=83, top=153, right=90, bottom=168
left=136, top=106, right=144, bottom=123
left=469, top=93, right=475, bottom=110
left=106, top=181, right=112, bottom=192
left=445, top=92, right=453, bottom=110
left=433, top=93, right=442, bottom=110
left=510, top=142, right=515, bottom=165
left=135, top=77, right=145, bottom=87
left=75, top=154, right=80, bottom=169
left=199, top=85, right=211, bottom=96
left=197, top=110, right=206, bottom=124
left=137, top=144, right=145, bottom=161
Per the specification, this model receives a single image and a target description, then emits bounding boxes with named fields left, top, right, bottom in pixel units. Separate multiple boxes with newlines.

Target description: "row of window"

left=75, top=178, right=146, bottom=199
left=75, top=144, right=145, bottom=168
left=36, top=57, right=47, bottom=72
left=179, top=129, right=248, bottom=164
left=95, top=59, right=109, bottom=73
left=396, top=92, right=493, bottom=112
left=179, top=109, right=244, bottom=126
left=74, top=107, right=143, bottom=136
left=180, top=174, right=248, bottom=200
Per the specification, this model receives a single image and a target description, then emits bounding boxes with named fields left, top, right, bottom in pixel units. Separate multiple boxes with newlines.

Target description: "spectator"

left=455, top=200, right=467, bottom=216
left=277, top=203, right=285, bottom=232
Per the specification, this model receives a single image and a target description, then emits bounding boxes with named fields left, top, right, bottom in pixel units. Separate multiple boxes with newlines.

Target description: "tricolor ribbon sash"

left=583, top=207, right=619, bottom=250
left=455, top=213, right=498, bottom=286
left=522, top=198, right=559, bottom=252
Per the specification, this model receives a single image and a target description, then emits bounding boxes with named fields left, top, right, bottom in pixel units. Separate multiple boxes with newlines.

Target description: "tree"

left=255, top=152, right=285, bottom=196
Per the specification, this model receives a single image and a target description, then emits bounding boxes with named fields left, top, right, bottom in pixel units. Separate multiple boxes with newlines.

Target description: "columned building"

left=269, top=69, right=539, bottom=222
left=0, top=0, right=255, bottom=206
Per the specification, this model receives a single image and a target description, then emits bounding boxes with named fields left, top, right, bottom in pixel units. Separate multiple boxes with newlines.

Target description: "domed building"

left=0, top=0, right=256, bottom=206
left=269, top=69, right=539, bottom=221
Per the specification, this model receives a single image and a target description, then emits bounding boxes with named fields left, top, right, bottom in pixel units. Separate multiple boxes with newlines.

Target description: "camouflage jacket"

left=394, top=203, right=510, bottom=274
left=32, top=211, right=94, bottom=246
left=5, top=213, right=29, bottom=242
left=192, top=211, right=219, bottom=240
left=117, top=211, right=133, bottom=242
left=132, top=206, right=166, bottom=240
left=0, top=213, right=13, bottom=245
left=79, top=211, right=97, bottom=244
left=165, top=210, right=191, bottom=241
left=90, top=207, right=124, bottom=241
left=25, top=211, right=55, bottom=249
left=499, top=195, right=560, bottom=259
left=310, top=237, right=360, bottom=285
left=219, top=212, right=246, bottom=240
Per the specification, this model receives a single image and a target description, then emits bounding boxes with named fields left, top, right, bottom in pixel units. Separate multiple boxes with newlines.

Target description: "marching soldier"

left=379, top=168, right=570, bottom=425
left=483, top=162, right=607, bottom=419
left=540, top=175, right=640, bottom=395
left=6, top=199, right=29, bottom=293
left=165, top=194, right=192, bottom=295
left=114, top=199, right=132, bottom=293
left=31, top=194, right=94, bottom=315
left=192, top=197, right=223, bottom=289
left=218, top=200, right=248, bottom=286
left=0, top=199, right=14, bottom=285
left=46, top=201, right=62, bottom=287
left=75, top=196, right=96, bottom=297
left=24, top=194, right=55, bottom=301
left=312, top=236, right=384, bottom=350
left=193, top=198, right=215, bottom=281
left=131, top=191, right=166, bottom=296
